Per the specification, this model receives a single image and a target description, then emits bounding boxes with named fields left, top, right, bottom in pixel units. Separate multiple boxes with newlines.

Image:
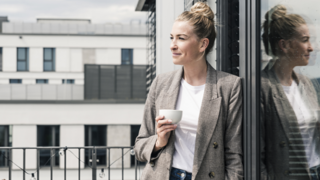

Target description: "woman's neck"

left=183, top=59, right=207, bottom=86
left=273, top=57, right=295, bottom=86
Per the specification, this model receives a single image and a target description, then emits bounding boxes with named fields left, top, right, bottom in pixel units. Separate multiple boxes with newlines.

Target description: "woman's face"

left=170, top=21, right=204, bottom=65
left=282, top=24, right=314, bottom=66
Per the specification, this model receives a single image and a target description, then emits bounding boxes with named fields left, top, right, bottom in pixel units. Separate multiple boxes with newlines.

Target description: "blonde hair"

left=262, top=5, right=306, bottom=56
left=176, top=2, right=216, bottom=56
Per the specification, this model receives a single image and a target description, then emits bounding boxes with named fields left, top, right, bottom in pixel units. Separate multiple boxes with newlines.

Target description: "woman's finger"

left=155, top=115, right=165, bottom=122
left=157, top=124, right=177, bottom=134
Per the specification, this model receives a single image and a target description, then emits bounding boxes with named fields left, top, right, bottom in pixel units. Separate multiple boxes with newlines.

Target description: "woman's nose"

left=170, top=40, right=177, bottom=50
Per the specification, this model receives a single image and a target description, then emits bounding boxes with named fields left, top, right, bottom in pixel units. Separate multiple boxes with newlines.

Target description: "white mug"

left=159, top=109, right=183, bottom=124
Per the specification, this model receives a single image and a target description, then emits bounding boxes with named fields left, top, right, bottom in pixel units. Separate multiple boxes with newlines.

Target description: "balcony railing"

left=0, top=146, right=142, bottom=180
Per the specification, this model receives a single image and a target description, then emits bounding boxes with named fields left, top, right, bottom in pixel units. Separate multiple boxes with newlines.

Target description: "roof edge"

left=135, top=0, right=147, bottom=11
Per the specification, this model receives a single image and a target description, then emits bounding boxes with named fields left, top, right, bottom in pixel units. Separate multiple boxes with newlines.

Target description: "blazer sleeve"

left=224, top=77, right=244, bottom=180
left=134, top=76, right=164, bottom=163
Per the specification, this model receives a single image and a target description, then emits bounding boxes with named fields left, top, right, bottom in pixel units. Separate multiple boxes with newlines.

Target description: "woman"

left=260, top=5, right=320, bottom=180
left=134, top=2, right=243, bottom=180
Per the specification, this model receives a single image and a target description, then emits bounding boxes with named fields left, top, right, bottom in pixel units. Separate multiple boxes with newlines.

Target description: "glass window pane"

left=260, top=1, right=320, bottom=179
left=9, top=79, right=22, bottom=84
left=44, top=62, right=53, bottom=71
left=121, top=49, right=133, bottom=65
left=44, top=48, right=52, bottom=61
left=36, top=79, right=48, bottom=84
left=17, top=48, right=26, bottom=60
left=17, top=61, right=26, bottom=71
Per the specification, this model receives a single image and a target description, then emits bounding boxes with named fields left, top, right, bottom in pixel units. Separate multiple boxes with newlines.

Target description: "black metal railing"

left=0, top=146, right=142, bottom=180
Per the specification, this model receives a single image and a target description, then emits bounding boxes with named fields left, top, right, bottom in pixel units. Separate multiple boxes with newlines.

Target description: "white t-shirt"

left=172, top=78, right=205, bottom=172
left=282, top=81, right=320, bottom=168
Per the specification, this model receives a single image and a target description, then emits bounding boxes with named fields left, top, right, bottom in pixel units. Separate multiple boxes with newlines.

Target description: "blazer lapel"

left=192, top=65, right=222, bottom=177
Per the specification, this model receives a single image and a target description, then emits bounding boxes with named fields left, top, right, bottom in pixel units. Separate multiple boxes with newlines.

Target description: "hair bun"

left=265, top=4, right=287, bottom=21
left=190, top=2, right=214, bottom=21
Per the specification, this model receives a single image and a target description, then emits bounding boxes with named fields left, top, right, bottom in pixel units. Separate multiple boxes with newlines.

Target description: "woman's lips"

left=172, top=53, right=181, bottom=57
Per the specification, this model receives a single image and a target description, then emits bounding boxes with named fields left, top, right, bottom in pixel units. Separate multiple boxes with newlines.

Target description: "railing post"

left=8, top=149, right=11, bottom=180
left=122, top=148, right=124, bottom=180
left=108, top=148, right=110, bottom=180
left=64, top=147, right=67, bottom=180
left=37, top=149, right=40, bottom=180
left=78, top=148, right=81, bottom=180
left=50, top=149, right=53, bottom=180
left=23, top=148, right=26, bottom=180
left=92, top=147, right=97, bottom=180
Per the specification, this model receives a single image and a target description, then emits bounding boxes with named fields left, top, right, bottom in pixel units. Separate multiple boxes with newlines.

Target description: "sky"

left=0, top=0, right=147, bottom=24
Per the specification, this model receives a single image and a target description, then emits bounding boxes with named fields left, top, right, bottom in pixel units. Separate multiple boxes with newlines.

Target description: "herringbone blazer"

left=260, top=67, right=320, bottom=180
left=134, top=64, right=243, bottom=180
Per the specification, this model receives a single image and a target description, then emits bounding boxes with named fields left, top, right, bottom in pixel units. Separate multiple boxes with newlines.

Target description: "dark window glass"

left=36, top=79, right=48, bottom=84
left=131, top=125, right=143, bottom=166
left=9, top=79, right=22, bottom=84
left=121, top=49, right=133, bottom=65
left=85, top=125, right=107, bottom=166
left=0, top=126, right=11, bottom=167
left=0, top=48, right=2, bottom=71
left=17, top=48, right=28, bottom=71
left=62, top=79, right=75, bottom=84
left=44, top=48, right=55, bottom=71
left=260, top=2, right=320, bottom=179
left=37, top=126, right=60, bottom=166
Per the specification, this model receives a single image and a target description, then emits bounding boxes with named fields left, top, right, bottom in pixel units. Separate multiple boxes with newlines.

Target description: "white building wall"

left=0, top=104, right=144, bottom=125
left=107, top=125, right=131, bottom=168
left=133, top=48, right=147, bottom=65
left=156, top=0, right=184, bottom=75
left=2, top=47, right=16, bottom=72
left=12, top=125, right=37, bottom=170
left=105, top=49, right=121, bottom=64
left=70, top=48, right=83, bottom=72
left=59, top=125, right=85, bottom=169
left=29, top=47, right=43, bottom=72
left=56, top=48, right=71, bottom=72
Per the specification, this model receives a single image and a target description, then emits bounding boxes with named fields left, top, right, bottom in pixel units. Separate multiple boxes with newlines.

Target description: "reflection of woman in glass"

left=261, top=5, right=320, bottom=180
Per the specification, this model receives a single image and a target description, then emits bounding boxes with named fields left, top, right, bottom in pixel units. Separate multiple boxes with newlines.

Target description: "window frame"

left=43, top=48, right=55, bottom=72
left=121, top=49, right=133, bottom=65
left=9, top=79, right=22, bottom=84
left=17, top=47, right=29, bottom=72
left=0, top=47, right=2, bottom=72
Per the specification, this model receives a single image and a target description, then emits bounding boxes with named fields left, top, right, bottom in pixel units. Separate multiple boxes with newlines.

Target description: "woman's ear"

left=278, top=39, right=290, bottom=54
left=200, top=38, right=209, bottom=52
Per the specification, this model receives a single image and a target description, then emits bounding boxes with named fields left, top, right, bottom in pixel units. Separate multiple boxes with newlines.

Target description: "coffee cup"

left=159, top=109, right=183, bottom=124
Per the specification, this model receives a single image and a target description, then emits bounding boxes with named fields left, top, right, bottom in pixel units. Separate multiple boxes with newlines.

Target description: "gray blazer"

left=260, top=67, right=320, bottom=180
left=134, top=64, right=243, bottom=180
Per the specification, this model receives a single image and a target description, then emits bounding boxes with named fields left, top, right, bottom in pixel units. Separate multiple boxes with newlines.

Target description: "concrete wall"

left=107, top=125, right=131, bottom=168
left=59, top=125, right=85, bottom=169
left=56, top=48, right=71, bottom=72
left=134, top=48, right=147, bottom=65
left=12, top=125, right=37, bottom=170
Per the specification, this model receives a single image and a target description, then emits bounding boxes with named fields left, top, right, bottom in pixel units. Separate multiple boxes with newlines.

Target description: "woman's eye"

left=170, top=37, right=173, bottom=40
left=179, top=37, right=185, bottom=40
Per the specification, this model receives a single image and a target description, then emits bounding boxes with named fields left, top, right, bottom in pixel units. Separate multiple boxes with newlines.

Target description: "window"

left=131, top=125, right=143, bottom=166
left=62, top=79, right=75, bottom=84
left=121, top=49, right=133, bottom=65
left=44, top=48, right=55, bottom=71
left=0, top=48, right=2, bottom=71
left=36, top=79, right=48, bottom=84
left=85, top=125, right=107, bottom=166
left=0, top=126, right=11, bottom=167
left=9, top=79, right=22, bottom=84
left=17, top=48, right=29, bottom=71
left=37, top=126, right=60, bottom=166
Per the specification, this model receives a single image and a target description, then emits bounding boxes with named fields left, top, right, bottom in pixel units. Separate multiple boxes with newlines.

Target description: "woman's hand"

left=153, top=115, right=177, bottom=152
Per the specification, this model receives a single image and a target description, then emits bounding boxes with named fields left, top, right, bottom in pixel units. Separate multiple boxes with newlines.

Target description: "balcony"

left=0, top=146, right=144, bottom=180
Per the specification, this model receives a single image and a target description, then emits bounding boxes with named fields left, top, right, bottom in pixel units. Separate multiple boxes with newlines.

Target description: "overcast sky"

left=0, top=0, right=147, bottom=24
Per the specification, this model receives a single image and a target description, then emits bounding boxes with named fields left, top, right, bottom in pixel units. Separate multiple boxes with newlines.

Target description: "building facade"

left=0, top=17, right=148, bottom=171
